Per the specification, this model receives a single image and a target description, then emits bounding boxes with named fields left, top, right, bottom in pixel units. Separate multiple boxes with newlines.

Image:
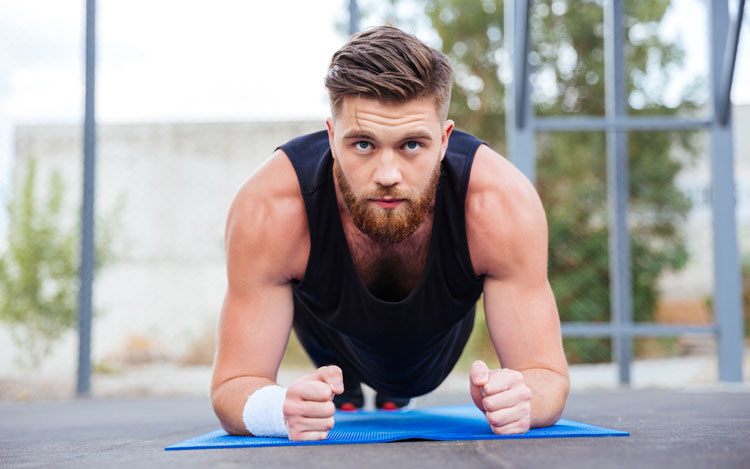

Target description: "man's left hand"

left=469, top=360, right=532, bottom=435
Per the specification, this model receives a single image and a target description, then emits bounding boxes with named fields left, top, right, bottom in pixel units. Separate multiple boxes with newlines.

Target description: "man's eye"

left=404, top=141, right=420, bottom=150
left=356, top=141, right=371, bottom=150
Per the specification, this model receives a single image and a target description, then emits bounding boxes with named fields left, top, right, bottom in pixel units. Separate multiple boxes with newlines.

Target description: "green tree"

left=420, top=0, right=698, bottom=363
left=0, top=158, right=119, bottom=368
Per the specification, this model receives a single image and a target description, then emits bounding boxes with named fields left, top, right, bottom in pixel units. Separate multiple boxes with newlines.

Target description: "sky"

left=0, top=0, right=749, bottom=237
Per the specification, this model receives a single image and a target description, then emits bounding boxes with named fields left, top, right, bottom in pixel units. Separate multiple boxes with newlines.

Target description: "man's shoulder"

left=466, top=144, right=539, bottom=214
left=234, top=148, right=306, bottom=216
left=226, top=149, right=310, bottom=280
left=465, top=145, right=547, bottom=276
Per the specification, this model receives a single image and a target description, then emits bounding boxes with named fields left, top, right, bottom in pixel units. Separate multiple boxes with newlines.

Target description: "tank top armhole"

left=457, top=139, right=486, bottom=283
left=276, top=145, right=321, bottom=291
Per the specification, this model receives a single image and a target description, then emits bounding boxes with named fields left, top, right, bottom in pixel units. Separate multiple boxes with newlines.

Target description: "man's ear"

left=326, top=117, right=336, bottom=159
left=440, top=120, right=454, bottom=161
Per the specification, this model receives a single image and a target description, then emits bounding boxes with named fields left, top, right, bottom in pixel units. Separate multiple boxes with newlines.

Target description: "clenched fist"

left=283, top=365, right=344, bottom=441
left=469, top=360, right=532, bottom=435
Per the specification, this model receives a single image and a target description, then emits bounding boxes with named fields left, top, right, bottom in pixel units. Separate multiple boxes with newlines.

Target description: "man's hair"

left=324, top=26, right=453, bottom=120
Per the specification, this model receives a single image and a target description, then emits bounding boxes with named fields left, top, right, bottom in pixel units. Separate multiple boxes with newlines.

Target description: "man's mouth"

left=371, top=198, right=405, bottom=209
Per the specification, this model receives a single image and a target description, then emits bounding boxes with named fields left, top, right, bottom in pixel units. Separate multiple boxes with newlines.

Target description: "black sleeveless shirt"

left=280, top=129, right=485, bottom=397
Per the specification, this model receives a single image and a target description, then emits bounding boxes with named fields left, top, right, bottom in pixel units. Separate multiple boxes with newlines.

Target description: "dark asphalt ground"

left=1, top=390, right=749, bottom=468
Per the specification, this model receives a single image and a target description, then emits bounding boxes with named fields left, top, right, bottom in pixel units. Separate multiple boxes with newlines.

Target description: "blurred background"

left=0, top=0, right=748, bottom=400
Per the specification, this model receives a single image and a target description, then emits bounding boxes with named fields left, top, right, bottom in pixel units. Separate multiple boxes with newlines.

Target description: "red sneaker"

left=339, top=402, right=358, bottom=412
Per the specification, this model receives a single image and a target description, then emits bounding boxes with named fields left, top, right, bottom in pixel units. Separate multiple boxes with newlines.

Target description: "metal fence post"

left=77, top=0, right=96, bottom=397
left=604, top=0, right=632, bottom=385
left=709, top=0, right=744, bottom=382
left=504, top=0, right=535, bottom=184
left=349, top=0, right=359, bottom=36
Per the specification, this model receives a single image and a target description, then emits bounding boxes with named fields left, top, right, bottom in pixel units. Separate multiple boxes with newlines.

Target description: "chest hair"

left=344, top=219, right=432, bottom=302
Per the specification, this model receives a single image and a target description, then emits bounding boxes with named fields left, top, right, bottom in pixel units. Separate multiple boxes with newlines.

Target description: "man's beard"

left=334, top=158, right=441, bottom=245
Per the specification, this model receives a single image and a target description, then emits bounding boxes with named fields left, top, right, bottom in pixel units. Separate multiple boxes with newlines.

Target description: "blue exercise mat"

left=165, top=405, right=628, bottom=450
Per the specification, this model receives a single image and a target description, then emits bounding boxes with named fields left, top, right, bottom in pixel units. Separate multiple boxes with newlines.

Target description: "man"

left=211, top=25, right=569, bottom=442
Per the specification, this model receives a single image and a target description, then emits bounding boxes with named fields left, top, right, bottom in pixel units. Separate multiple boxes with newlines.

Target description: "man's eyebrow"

left=400, top=132, right=433, bottom=141
left=342, top=131, right=376, bottom=140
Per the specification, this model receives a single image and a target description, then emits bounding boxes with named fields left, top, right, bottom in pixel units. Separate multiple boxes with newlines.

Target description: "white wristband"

left=242, top=385, right=289, bottom=438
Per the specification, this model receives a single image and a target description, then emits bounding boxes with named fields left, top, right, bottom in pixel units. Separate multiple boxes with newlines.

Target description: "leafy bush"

left=0, top=158, right=120, bottom=368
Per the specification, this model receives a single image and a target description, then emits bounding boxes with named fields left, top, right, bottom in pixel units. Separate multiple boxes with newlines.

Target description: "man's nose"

left=373, top=150, right=402, bottom=187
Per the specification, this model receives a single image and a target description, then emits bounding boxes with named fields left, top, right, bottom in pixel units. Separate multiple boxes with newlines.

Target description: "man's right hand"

left=283, top=365, right=344, bottom=441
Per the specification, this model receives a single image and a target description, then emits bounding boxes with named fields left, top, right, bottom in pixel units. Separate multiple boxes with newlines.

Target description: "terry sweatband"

left=242, top=385, right=289, bottom=438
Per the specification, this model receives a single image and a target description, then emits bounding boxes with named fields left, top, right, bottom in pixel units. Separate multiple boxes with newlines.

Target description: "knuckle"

left=482, top=396, right=493, bottom=412
left=309, top=382, right=331, bottom=400
left=286, top=415, right=301, bottom=430
left=487, top=412, right=504, bottom=427
left=282, top=400, right=298, bottom=417
left=286, top=381, right=302, bottom=395
left=522, top=400, right=532, bottom=413
left=324, top=401, right=336, bottom=416
left=322, top=365, right=341, bottom=377
left=298, top=373, right=316, bottom=383
left=326, top=417, right=335, bottom=430
left=292, top=430, right=307, bottom=441
left=301, top=431, right=328, bottom=441
left=491, top=425, right=505, bottom=435
left=516, top=419, right=531, bottom=434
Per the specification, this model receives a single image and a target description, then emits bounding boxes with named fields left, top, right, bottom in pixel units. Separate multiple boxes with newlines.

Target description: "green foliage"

left=0, top=158, right=120, bottom=368
left=421, top=0, right=698, bottom=363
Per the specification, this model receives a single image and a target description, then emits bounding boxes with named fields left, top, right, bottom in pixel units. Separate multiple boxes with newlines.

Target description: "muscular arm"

left=466, top=145, right=569, bottom=428
left=210, top=150, right=309, bottom=435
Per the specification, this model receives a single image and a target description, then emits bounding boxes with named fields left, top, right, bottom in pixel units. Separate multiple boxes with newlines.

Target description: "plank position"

left=211, top=25, right=569, bottom=441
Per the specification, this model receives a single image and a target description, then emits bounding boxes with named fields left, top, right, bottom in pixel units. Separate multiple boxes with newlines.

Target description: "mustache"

left=364, top=187, right=411, bottom=201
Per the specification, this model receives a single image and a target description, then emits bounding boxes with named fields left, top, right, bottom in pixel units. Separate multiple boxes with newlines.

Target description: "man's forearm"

left=211, top=376, right=277, bottom=435
left=520, top=367, right=569, bottom=427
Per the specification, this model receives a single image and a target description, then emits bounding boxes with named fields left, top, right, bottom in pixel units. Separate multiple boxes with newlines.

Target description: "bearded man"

left=210, top=25, right=569, bottom=441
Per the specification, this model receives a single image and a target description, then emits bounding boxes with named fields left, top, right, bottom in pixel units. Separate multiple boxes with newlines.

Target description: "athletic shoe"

left=375, top=393, right=412, bottom=411
left=334, top=381, right=364, bottom=411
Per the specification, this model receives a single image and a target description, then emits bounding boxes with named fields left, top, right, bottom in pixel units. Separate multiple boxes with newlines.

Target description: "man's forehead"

left=335, top=96, right=442, bottom=133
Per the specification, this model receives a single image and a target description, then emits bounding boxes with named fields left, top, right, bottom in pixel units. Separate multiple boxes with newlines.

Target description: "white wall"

left=3, top=120, right=324, bottom=374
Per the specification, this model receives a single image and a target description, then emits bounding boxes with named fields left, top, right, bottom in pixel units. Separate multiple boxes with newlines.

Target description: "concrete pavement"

left=2, top=390, right=749, bottom=468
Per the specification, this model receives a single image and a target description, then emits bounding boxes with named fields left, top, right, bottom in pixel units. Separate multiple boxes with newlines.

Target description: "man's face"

left=327, top=96, right=453, bottom=244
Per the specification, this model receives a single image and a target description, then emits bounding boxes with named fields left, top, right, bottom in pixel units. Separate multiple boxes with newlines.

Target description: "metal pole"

left=604, top=0, right=632, bottom=385
left=534, top=116, right=711, bottom=132
left=717, top=0, right=746, bottom=125
left=504, top=0, right=535, bottom=184
left=77, top=0, right=96, bottom=397
left=349, top=0, right=359, bottom=36
left=515, top=0, right=530, bottom=129
left=709, top=0, right=744, bottom=382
